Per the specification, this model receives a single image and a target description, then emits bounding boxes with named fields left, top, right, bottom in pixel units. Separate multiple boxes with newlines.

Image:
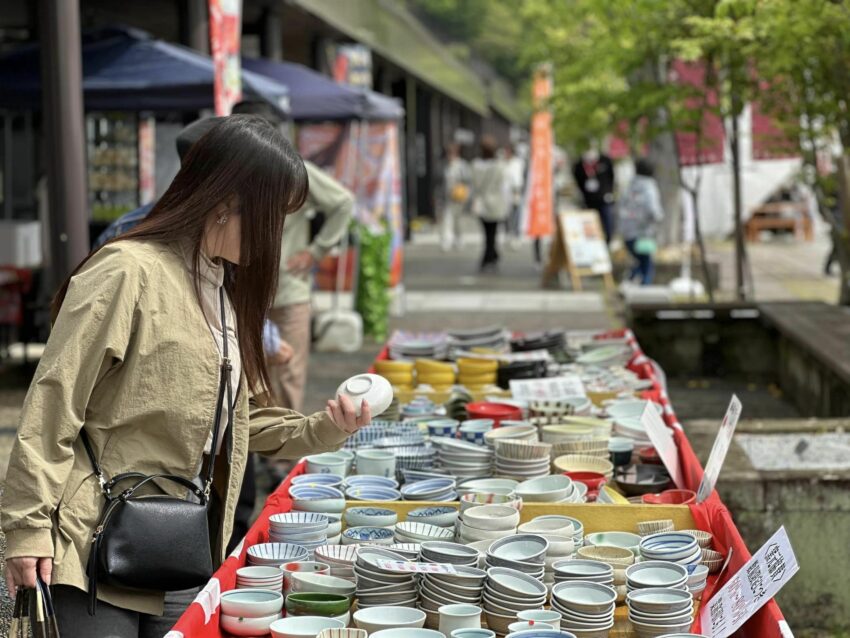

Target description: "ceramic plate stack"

left=420, top=541, right=480, bottom=567
left=386, top=543, right=422, bottom=560
left=639, top=532, right=703, bottom=568
left=519, top=515, right=583, bottom=552
left=388, top=331, right=449, bottom=360
left=236, top=565, right=284, bottom=591
left=483, top=567, right=549, bottom=636
left=354, top=547, right=418, bottom=609
left=290, top=485, right=346, bottom=517
left=456, top=478, right=518, bottom=498
left=686, top=564, right=709, bottom=600
left=407, top=505, right=459, bottom=529
left=537, top=535, right=575, bottom=585
left=510, top=330, right=565, bottom=355
left=418, top=566, right=487, bottom=630
left=551, top=435, right=611, bottom=460
left=626, top=588, right=695, bottom=637
left=394, top=521, right=455, bottom=544
left=268, top=513, right=329, bottom=557
left=447, top=326, right=510, bottom=359
left=551, top=559, right=614, bottom=587
left=432, top=437, right=494, bottom=480
left=247, top=543, right=309, bottom=567
left=315, top=545, right=358, bottom=582
left=626, top=561, right=689, bottom=593
left=458, top=504, right=520, bottom=545
left=344, top=422, right=425, bottom=449
left=514, top=474, right=582, bottom=504
left=494, top=440, right=551, bottom=481
left=400, top=477, right=457, bottom=502
left=394, top=445, right=438, bottom=475
left=484, top=424, right=538, bottom=449
left=485, top=535, right=548, bottom=582
left=551, top=581, right=617, bottom=637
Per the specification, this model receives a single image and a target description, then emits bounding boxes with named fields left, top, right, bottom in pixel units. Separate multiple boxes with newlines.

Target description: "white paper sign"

left=510, top=375, right=586, bottom=401
left=640, top=403, right=684, bottom=489
left=700, top=526, right=799, bottom=638
left=375, top=560, right=458, bottom=574
left=697, top=395, right=743, bottom=503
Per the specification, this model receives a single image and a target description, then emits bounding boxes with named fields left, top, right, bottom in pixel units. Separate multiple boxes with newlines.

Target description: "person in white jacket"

left=441, top=143, right=471, bottom=251
left=471, top=135, right=510, bottom=272
left=619, top=158, right=664, bottom=285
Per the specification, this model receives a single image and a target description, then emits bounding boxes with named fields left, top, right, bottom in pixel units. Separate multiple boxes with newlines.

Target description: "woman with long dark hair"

left=1, top=115, right=370, bottom=636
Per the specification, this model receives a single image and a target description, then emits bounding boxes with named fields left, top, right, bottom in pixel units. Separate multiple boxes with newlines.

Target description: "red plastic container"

left=642, top=488, right=697, bottom=505
left=465, top=402, right=523, bottom=427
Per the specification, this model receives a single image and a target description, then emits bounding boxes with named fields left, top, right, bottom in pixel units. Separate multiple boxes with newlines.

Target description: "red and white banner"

left=209, top=0, right=243, bottom=115
left=526, top=65, right=554, bottom=238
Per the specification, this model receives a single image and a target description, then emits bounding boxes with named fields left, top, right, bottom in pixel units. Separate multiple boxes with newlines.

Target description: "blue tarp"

left=0, top=27, right=290, bottom=114
left=242, top=57, right=403, bottom=121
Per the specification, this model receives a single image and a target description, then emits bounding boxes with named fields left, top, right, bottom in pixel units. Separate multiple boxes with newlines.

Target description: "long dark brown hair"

left=53, top=114, right=309, bottom=396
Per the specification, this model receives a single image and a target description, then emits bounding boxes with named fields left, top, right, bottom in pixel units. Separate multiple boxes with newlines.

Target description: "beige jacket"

left=1, top=240, right=349, bottom=614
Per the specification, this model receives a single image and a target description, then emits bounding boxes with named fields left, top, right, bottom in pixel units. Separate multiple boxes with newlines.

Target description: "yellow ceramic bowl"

left=375, top=360, right=415, bottom=374
left=458, top=373, right=497, bottom=386
left=415, top=359, right=455, bottom=374
left=457, top=358, right=499, bottom=373
left=379, top=372, right=415, bottom=386
left=418, top=372, right=456, bottom=386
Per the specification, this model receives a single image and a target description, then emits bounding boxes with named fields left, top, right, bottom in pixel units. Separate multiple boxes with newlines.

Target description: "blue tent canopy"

left=0, top=27, right=290, bottom=114
left=242, top=57, right=402, bottom=122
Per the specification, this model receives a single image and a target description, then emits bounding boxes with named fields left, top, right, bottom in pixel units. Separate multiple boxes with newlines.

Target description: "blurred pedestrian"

left=619, top=157, right=664, bottom=285
left=1, top=115, right=370, bottom=636
left=573, top=144, right=616, bottom=243
left=472, top=135, right=510, bottom=272
left=504, top=144, right=525, bottom=250
left=441, top=142, right=471, bottom=251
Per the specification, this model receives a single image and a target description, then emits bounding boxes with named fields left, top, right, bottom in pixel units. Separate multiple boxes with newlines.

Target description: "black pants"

left=228, top=453, right=256, bottom=554
left=480, top=219, right=500, bottom=267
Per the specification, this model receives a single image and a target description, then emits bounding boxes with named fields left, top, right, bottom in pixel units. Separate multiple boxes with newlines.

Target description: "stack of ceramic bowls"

left=485, top=535, right=548, bottom=582
left=394, top=521, right=455, bottom=543
left=494, top=442, right=551, bottom=481
left=394, top=446, right=438, bottom=474
left=459, top=492, right=522, bottom=514
left=375, top=359, right=416, bottom=389
left=220, top=589, right=283, bottom=637
left=407, top=505, right=459, bottom=529
left=247, top=543, right=309, bottom=568
left=288, top=573, right=357, bottom=601
left=575, top=545, right=635, bottom=601
left=584, top=531, right=641, bottom=556
left=269, top=616, right=345, bottom=638
left=686, top=565, right=709, bottom=600
left=386, top=543, right=422, bottom=560
left=347, top=422, right=426, bottom=448
left=290, top=485, right=346, bottom=517
left=416, top=359, right=457, bottom=390
left=291, top=474, right=343, bottom=490
left=626, top=588, right=695, bottom=637
left=552, top=454, right=614, bottom=480
left=639, top=532, right=702, bottom=568
left=551, top=581, right=617, bottom=637
left=626, top=561, right=689, bottom=593
left=515, top=475, right=580, bottom=503
left=268, top=513, right=329, bottom=557
left=341, top=526, right=395, bottom=546
left=537, top=535, right=575, bottom=585
left=344, top=478, right=402, bottom=502
left=483, top=568, right=549, bottom=636
left=458, top=505, right=520, bottom=544
left=425, top=419, right=460, bottom=439
left=353, top=606, right=427, bottom=634
left=345, top=506, right=398, bottom=530
left=236, top=566, right=284, bottom=591
left=551, top=559, right=614, bottom=587
left=519, top=515, right=582, bottom=550
left=552, top=435, right=612, bottom=460
left=420, top=541, right=480, bottom=567
left=401, top=477, right=457, bottom=501
left=458, top=419, right=495, bottom=445
left=315, top=545, right=357, bottom=582
left=418, top=567, right=487, bottom=630
left=354, top=547, right=418, bottom=609
left=447, top=326, right=510, bottom=357
left=433, top=437, right=494, bottom=479
left=529, top=398, right=593, bottom=418
left=388, top=332, right=448, bottom=360
left=457, top=358, right=499, bottom=389
left=457, top=478, right=518, bottom=499
left=484, top=424, right=538, bottom=448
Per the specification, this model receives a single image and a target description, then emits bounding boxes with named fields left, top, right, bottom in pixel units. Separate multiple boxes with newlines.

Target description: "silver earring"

left=217, top=214, right=228, bottom=225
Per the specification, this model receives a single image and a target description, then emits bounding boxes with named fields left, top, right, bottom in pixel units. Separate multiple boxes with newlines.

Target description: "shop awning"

left=0, top=27, right=290, bottom=114
left=290, top=0, right=491, bottom=117
left=243, top=57, right=402, bottom=121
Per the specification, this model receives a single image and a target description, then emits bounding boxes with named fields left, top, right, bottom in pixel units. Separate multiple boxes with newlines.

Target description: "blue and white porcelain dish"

left=344, top=507, right=399, bottom=528
left=268, top=512, right=329, bottom=530
left=425, top=419, right=460, bottom=438
left=344, top=475, right=400, bottom=490
left=344, top=486, right=402, bottom=502
left=341, top=526, right=395, bottom=545
left=407, top=505, right=459, bottom=528
left=291, top=474, right=343, bottom=489
left=400, top=478, right=456, bottom=499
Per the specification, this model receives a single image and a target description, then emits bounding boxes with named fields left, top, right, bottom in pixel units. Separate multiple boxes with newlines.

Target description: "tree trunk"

left=648, top=129, right=682, bottom=246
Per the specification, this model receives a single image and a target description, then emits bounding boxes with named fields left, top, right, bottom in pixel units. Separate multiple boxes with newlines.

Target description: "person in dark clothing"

left=573, top=147, right=616, bottom=243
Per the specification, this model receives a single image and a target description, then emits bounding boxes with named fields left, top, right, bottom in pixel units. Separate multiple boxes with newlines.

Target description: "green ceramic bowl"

left=284, top=593, right=351, bottom=617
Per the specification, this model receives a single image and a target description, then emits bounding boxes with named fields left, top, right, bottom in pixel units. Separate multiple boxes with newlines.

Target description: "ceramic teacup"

left=355, top=449, right=397, bottom=478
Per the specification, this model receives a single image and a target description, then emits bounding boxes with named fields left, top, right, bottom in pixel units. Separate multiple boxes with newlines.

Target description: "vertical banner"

left=137, top=116, right=156, bottom=205
left=526, top=64, right=554, bottom=238
left=332, top=44, right=373, bottom=89
left=209, top=0, right=243, bottom=115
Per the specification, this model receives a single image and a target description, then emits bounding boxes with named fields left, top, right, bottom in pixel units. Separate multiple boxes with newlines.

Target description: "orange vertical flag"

left=527, top=65, right=554, bottom=238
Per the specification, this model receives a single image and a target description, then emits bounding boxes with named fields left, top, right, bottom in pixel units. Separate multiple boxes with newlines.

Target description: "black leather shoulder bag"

left=81, top=286, right=234, bottom=615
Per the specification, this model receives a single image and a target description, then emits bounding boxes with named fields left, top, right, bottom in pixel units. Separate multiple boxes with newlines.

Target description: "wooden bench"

left=745, top=201, right=813, bottom=242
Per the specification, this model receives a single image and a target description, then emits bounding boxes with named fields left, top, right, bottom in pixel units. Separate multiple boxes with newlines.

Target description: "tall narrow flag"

left=527, top=64, right=554, bottom=237
left=209, top=0, right=243, bottom=115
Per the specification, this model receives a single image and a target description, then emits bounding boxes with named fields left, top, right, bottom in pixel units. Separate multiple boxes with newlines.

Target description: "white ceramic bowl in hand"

left=336, top=373, right=393, bottom=417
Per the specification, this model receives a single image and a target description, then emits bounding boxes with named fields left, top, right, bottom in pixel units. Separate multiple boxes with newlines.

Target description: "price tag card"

left=700, top=526, right=799, bottom=638
left=375, top=561, right=458, bottom=574
left=640, top=403, right=684, bottom=488
left=697, top=395, right=743, bottom=503
left=509, top=376, right=586, bottom=401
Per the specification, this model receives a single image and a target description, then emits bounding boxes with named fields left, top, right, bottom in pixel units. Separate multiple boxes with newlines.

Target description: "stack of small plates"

left=639, top=532, right=703, bottom=568
left=268, top=513, right=329, bottom=556
left=551, top=559, right=614, bottom=587
left=418, top=566, right=487, bottom=630
left=236, top=565, right=284, bottom=591
left=519, top=515, right=583, bottom=550
left=484, top=424, right=538, bottom=448
left=394, top=446, right=438, bottom=474
left=420, top=541, right=479, bottom=567
left=626, top=561, right=689, bottom=592
left=407, top=505, right=459, bottom=528
left=483, top=567, right=549, bottom=636
left=394, top=521, right=455, bottom=543
left=388, top=331, right=449, bottom=360
left=447, top=326, right=510, bottom=358
left=345, top=422, right=425, bottom=448
left=315, top=545, right=357, bottom=582
left=400, top=477, right=457, bottom=501
left=246, top=543, right=309, bottom=567
left=432, top=437, right=494, bottom=480
left=485, top=535, right=548, bottom=582
left=458, top=504, right=520, bottom=544
left=354, top=547, right=418, bottom=609
left=494, top=442, right=551, bottom=481
left=551, top=581, right=617, bottom=636
left=626, top=588, right=695, bottom=637
left=386, top=543, right=421, bottom=560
